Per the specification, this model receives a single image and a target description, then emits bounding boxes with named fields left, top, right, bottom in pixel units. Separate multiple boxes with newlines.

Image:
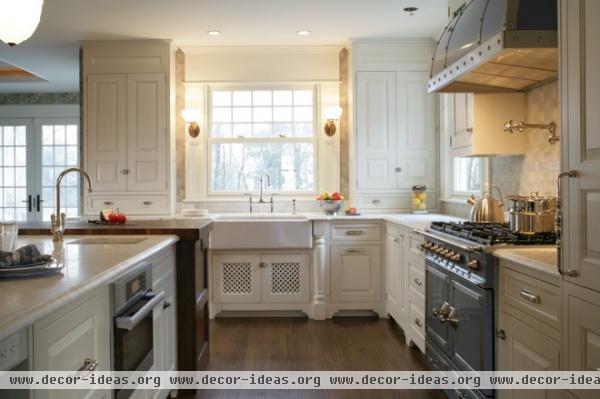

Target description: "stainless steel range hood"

left=428, top=0, right=558, bottom=93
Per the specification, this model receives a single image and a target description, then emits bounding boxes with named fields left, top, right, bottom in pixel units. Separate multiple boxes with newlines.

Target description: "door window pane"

left=0, top=125, right=27, bottom=221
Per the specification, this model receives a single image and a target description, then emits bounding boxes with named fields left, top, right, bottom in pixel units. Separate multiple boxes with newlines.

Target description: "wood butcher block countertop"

left=18, top=219, right=213, bottom=240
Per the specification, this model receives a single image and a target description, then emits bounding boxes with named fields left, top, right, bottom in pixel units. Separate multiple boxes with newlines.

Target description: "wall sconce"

left=181, top=109, right=201, bottom=138
left=323, top=106, right=343, bottom=137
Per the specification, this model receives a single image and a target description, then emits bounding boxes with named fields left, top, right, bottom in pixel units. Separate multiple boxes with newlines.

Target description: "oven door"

left=450, top=279, right=494, bottom=373
left=426, top=260, right=451, bottom=355
left=114, top=290, right=165, bottom=372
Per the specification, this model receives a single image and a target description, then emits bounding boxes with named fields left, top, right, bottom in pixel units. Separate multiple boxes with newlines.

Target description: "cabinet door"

left=355, top=71, right=397, bottom=191
left=331, top=245, right=382, bottom=303
left=497, top=310, right=561, bottom=399
left=385, top=232, right=402, bottom=322
left=450, top=93, right=474, bottom=150
left=563, top=282, right=600, bottom=399
left=561, top=0, right=600, bottom=292
left=86, top=74, right=127, bottom=191
left=212, top=254, right=261, bottom=304
left=126, top=73, right=167, bottom=191
left=33, top=287, right=111, bottom=399
left=261, top=253, right=310, bottom=303
left=396, top=71, right=437, bottom=190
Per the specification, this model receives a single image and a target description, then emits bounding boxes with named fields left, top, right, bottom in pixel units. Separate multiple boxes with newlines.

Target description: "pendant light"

left=0, top=0, right=44, bottom=47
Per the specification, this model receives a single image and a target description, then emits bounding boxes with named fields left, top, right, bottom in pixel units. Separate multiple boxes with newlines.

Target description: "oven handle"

left=115, top=291, right=165, bottom=331
left=418, top=230, right=482, bottom=253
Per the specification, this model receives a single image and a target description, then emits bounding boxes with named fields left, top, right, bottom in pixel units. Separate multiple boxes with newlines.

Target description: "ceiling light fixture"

left=297, top=30, right=311, bottom=36
left=207, top=30, right=221, bottom=36
left=403, top=6, right=418, bottom=16
left=0, top=0, right=44, bottom=47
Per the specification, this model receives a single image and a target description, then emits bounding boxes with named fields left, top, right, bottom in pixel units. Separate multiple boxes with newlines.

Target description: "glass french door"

left=0, top=118, right=80, bottom=222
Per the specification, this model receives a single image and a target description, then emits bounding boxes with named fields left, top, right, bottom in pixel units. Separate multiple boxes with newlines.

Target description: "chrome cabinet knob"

left=120, top=169, right=130, bottom=175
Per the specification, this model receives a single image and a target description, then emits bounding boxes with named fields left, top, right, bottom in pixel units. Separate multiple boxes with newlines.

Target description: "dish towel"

left=0, top=245, right=52, bottom=268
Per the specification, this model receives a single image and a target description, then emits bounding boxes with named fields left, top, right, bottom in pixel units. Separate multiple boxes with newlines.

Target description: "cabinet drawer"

left=407, top=233, right=424, bottom=258
left=500, top=266, right=560, bottom=330
left=331, top=223, right=381, bottom=242
left=152, top=247, right=176, bottom=291
left=88, top=194, right=169, bottom=215
left=408, top=257, right=425, bottom=300
left=409, top=299, right=426, bottom=340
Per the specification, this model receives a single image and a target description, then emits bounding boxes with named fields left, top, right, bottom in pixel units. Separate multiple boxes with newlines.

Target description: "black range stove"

left=421, top=222, right=557, bottom=399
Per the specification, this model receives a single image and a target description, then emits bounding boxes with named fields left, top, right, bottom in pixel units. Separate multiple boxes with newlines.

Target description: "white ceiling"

left=0, top=0, right=448, bottom=93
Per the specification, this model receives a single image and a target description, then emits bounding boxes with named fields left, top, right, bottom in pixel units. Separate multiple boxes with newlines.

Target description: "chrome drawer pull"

left=346, top=248, right=365, bottom=254
left=519, top=289, right=541, bottom=304
left=345, top=230, right=364, bottom=236
left=414, top=318, right=423, bottom=327
left=104, top=201, right=114, bottom=206
left=143, top=201, right=153, bottom=205
left=414, top=278, right=422, bottom=286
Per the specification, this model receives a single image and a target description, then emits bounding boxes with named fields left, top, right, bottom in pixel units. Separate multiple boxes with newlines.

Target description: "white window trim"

left=205, top=84, right=320, bottom=198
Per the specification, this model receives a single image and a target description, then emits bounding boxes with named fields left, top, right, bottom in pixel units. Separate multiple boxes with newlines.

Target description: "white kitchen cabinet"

left=497, top=260, right=561, bottom=399
left=562, top=281, right=600, bottom=399
left=86, top=74, right=128, bottom=192
left=559, top=0, right=600, bottom=293
left=33, top=286, right=111, bottom=399
left=355, top=71, right=397, bottom=191
left=442, top=92, right=527, bottom=158
left=82, top=41, right=176, bottom=215
left=384, top=227, right=403, bottom=324
left=351, top=41, right=438, bottom=212
left=212, top=252, right=311, bottom=307
left=331, top=244, right=381, bottom=304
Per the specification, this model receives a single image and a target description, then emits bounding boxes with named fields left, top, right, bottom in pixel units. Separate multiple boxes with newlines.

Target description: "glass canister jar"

left=412, top=185, right=427, bottom=214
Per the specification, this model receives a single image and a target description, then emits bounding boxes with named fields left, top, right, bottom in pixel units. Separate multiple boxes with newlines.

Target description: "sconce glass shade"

left=0, top=0, right=44, bottom=47
left=324, top=106, right=343, bottom=120
left=181, top=109, right=201, bottom=123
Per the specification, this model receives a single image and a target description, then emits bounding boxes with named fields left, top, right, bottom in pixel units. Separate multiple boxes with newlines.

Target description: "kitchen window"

left=452, top=157, right=483, bottom=196
left=208, top=86, right=317, bottom=195
left=0, top=118, right=80, bottom=222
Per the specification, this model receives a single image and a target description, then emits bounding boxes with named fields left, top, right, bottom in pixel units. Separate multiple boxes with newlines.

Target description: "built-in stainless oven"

left=111, top=262, right=164, bottom=399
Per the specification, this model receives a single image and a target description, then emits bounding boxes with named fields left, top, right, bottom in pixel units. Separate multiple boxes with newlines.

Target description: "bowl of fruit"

left=316, top=192, right=344, bottom=215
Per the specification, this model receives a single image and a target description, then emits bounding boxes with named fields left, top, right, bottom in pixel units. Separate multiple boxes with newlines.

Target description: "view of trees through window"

left=453, top=157, right=481, bottom=194
left=209, top=88, right=316, bottom=193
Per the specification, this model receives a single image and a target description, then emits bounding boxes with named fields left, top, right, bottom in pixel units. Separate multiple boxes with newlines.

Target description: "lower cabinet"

left=33, top=286, right=111, bottom=399
left=562, top=281, right=600, bottom=399
left=212, top=252, right=311, bottom=305
left=385, top=227, right=404, bottom=323
left=497, top=260, right=562, bottom=399
left=330, top=245, right=381, bottom=303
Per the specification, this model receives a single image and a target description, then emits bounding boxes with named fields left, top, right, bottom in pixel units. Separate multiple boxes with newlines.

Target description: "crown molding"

left=181, top=45, right=343, bottom=55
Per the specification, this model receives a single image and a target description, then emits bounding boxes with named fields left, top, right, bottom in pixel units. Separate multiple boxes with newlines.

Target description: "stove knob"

left=467, top=259, right=479, bottom=270
left=450, top=253, right=462, bottom=262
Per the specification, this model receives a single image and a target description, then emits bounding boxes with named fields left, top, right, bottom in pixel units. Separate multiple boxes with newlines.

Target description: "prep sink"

left=67, top=237, right=148, bottom=245
left=210, top=214, right=312, bottom=249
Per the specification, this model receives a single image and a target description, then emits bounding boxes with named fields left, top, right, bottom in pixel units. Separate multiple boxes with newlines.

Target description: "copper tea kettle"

left=466, top=185, right=505, bottom=223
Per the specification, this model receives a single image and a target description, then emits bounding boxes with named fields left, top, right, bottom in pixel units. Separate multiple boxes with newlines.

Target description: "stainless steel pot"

left=508, top=192, right=557, bottom=234
left=466, top=185, right=505, bottom=223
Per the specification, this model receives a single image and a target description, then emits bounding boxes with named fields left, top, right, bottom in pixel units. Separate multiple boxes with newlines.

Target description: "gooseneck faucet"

left=249, top=173, right=274, bottom=213
left=51, top=168, right=93, bottom=242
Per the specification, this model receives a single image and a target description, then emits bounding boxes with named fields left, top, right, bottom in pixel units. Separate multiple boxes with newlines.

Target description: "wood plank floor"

left=194, top=317, right=446, bottom=399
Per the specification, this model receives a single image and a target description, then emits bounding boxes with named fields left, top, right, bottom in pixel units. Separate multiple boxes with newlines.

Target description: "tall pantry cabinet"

left=82, top=41, right=177, bottom=215
left=350, top=41, right=438, bottom=212
left=560, top=1, right=600, bottom=397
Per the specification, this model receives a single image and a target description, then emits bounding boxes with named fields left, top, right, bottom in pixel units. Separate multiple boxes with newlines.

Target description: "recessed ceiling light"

left=297, top=30, right=311, bottom=36
left=207, top=30, right=221, bottom=36
left=403, top=6, right=418, bottom=16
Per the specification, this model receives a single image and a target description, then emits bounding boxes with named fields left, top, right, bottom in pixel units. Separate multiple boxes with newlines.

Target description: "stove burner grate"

left=430, top=221, right=557, bottom=246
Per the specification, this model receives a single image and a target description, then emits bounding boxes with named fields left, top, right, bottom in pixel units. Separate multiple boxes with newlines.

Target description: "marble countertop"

left=493, top=246, right=558, bottom=276
left=0, top=235, right=178, bottom=341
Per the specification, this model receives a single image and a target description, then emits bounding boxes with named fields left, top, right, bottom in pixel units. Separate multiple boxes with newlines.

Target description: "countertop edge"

left=493, top=248, right=560, bottom=278
left=0, top=235, right=179, bottom=341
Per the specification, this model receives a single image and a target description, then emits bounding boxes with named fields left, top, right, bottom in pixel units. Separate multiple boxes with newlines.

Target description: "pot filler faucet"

left=51, top=168, right=93, bottom=242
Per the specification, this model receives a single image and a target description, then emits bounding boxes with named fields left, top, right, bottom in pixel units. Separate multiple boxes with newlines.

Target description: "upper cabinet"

left=82, top=41, right=176, bottom=215
left=442, top=92, right=527, bottom=158
left=560, top=0, right=600, bottom=293
left=351, top=41, right=437, bottom=211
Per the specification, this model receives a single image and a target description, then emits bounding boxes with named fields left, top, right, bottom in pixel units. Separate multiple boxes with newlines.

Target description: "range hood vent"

left=428, top=0, right=558, bottom=93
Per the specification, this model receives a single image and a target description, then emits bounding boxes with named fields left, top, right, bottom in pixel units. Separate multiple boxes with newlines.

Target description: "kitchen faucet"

left=248, top=173, right=274, bottom=213
left=51, top=168, right=93, bottom=242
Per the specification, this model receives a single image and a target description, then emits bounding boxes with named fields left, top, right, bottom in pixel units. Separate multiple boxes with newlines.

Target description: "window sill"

left=440, top=197, right=470, bottom=205
left=183, top=196, right=318, bottom=203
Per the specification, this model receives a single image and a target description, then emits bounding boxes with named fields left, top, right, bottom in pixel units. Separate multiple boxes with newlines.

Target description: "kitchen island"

left=18, top=219, right=213, bottom=378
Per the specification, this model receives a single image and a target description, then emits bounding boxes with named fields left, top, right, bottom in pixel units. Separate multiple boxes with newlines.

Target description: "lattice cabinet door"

left=212, top=254, right=261, bottom=304
left=261, top=254, right=310, bottom=303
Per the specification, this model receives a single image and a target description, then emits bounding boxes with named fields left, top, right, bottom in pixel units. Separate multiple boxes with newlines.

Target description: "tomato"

left=108, top=209, right=127, bottom=224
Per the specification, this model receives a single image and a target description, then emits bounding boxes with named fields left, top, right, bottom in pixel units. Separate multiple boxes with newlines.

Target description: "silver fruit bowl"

left=319, top=200, right=344, bottom=215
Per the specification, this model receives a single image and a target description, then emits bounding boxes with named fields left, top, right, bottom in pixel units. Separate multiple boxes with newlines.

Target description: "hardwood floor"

left=194, top=317, right=446, bottom=399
